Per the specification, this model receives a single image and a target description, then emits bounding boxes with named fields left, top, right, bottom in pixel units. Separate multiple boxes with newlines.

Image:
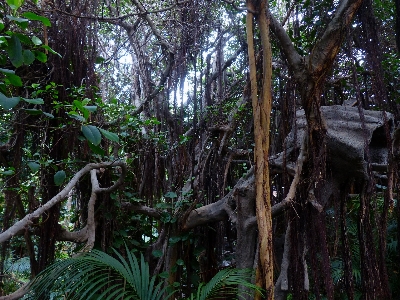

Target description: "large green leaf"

left=34, top=51, right=47, bottom=63
left=5, top=73, right=22, bottom=87
left=83, top=105, right=97, bottom=112
left=24, top=108, right=42, bottom=115
left=31, top=36, right=42, bottom=46
left=6, top=15, right=28, bottom=29
left=0, top=169, right=15, bottom=176
left=54, top=170, right=66, bottom=186
left=152, top=250, right=163, bottom=258
left=15, top=33, right=31, bottom=45
left=23, top=49, right=35, bottom=65
left=0, top=68, right=15, bottom=75
left=67, top=111, right=85, bottom=122
left=27, top=162, right=40, bottom=173
left=82, top=125, right=101, bottom=146
left=22, top=97, right=44, bottom=104
left=73, top=100, right=89, bottom=120
left=22, top=12, right=51, bottom=27
left=87, top=141, right=105, bottom=156
left=0, top=93, right=20, bottom=110
left=42, top=112, right=54, bottom=118
left=6, top=0, right=24, bottom=10
left=5, top=15, right=27, bottom=23
left=165, top=191, right=178, bottom=198
left=7, top=35, right=23, bottom=68
left=169, top=236, right=181, bottom=244
left=99, top=128, right=119, bottom=143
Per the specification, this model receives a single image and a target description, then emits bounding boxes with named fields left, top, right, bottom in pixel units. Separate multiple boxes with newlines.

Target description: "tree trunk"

left=246, top=0, right=274, bottom=297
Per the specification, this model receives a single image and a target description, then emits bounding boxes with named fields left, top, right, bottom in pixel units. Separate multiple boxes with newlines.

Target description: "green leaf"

left=67, top=111, right=85, bottom=122
left=169, top=236, right=181, bottom=244
left=0, top=93, right=20, bottom=110
left=23, top=49, right=35, bottom=65
left=87, top=141, right=105, bottom=156
left=6, top=0, right=24, bottom=10
left=176, top=259, right=184, bottom=266
left=73, top=100, right=89, bottom=118
left=72, top=100, right=83, bottom=110
left=0, top=169, right=15, bottom=176
left=54, top=170, right=66, bottom=186
left=155, top=202, right=172, bottom=209
left=24, top=108, right=42, bottom=115
left=0, top=24, right=4, bottom=31
left=43, top=112, right=54, bottom=118
left=158, top=271, right=170, bottom=279
left=41, top=45, right=61, bottom=57
left=0, top=68, right=15, bottom=74
left=95, top=56, right=105, bottom=64
left=15, top=33, right=32, bottom=45
left=6, top=15, right=28, bottom=23
left=27, top=161, right=40, bottom=173
left=34, top=51, right=47, bottom=62
left=165, top=191, right=178, bottom=198
left=82, top=125, right=101, bottom=146
left=83, top=105, right=97, bottom=112
left=23, top=98, right=44, bottom=104
left=31, top=36, right=42, bottom=46
left=99, top=128, right=119, bottom=143
left=7, top=35, right=23, bottom=68
left=152, top=250, right=163, bottom=258
left=6, top=73, right=22, bottom=86
left=28, top=249, right=172, bottom=300
left=22, top=12, right=51, bottom=27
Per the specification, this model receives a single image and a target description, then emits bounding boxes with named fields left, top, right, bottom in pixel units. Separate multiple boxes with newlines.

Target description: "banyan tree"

left=0, top=0, right=400, bottom=299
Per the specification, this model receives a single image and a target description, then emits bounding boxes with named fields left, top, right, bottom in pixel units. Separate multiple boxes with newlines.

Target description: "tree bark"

left=246, top=0, right=274, bottom=297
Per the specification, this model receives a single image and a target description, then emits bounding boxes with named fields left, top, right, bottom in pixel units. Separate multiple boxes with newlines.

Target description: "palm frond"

left=189, top=268, right=263, bottom=300
left=26, top=248, right=261, bottom=300
left=26, top=249, right=170, bottom=300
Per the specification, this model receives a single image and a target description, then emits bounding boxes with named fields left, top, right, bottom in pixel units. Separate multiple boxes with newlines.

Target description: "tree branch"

left=0, top=161, right=126, bottom=244
left=0, top=282, right=30, bottom=300
left=271, top=135, right=307, bottom=216
left=121, top=202, right=162, bottom=219
left=269, top=13, right=303, bottom=79
left=182, top=167, right=254, bottom=230
left=182, top=135, right=307, bottom=231
left=308, top=0, right=363, bottom=76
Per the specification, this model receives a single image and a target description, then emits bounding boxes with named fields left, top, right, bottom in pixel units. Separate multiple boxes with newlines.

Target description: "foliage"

left=1, top=0, right=400, bottom=298
left=27, top=248, right=171, bottom=300
left=26, top=248, right=262, bottom=300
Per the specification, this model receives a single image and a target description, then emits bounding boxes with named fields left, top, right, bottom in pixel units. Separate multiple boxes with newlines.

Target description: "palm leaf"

left=26, top=249, right=171, bottom=300
left=188, top=268, right=263, bottom=300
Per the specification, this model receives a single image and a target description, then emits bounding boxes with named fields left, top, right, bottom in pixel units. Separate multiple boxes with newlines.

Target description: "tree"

left=0, top=0, right=399, bottom=299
